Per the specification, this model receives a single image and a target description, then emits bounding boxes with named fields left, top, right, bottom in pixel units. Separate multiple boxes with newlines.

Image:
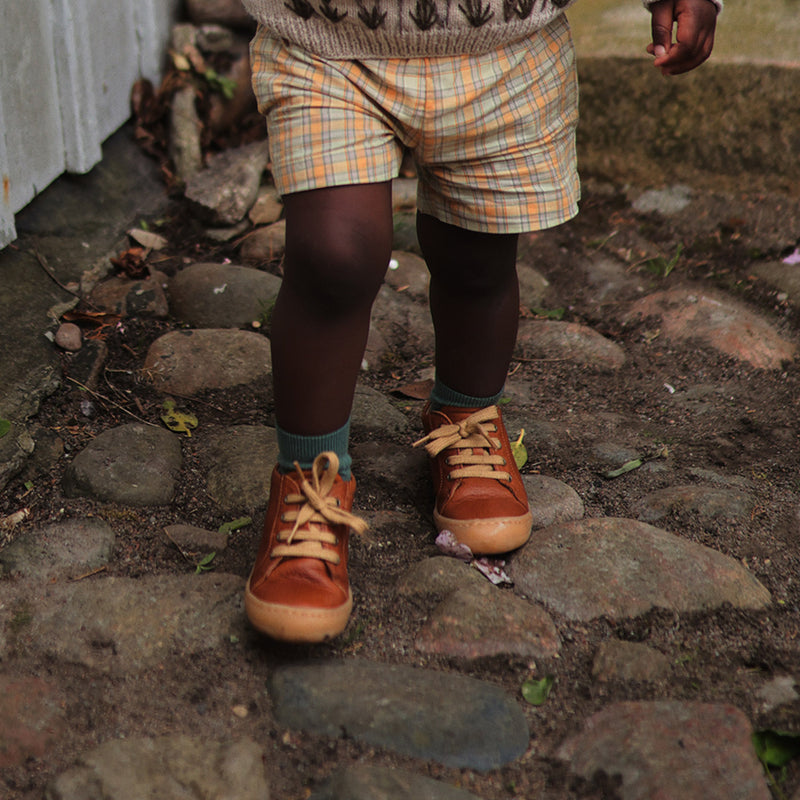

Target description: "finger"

left=649, top=0, right=675, bottom=60
left=655, top=12, right=716, bottom=75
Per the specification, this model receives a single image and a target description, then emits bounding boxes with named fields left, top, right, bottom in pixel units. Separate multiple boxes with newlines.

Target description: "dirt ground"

left=5, top=173, right=800, bottom=799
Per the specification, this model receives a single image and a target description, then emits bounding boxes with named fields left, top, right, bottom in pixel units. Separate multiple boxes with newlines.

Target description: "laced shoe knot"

left=271, top=452, right=368, bottom=565
left=414, top=405, right=511, bottom=481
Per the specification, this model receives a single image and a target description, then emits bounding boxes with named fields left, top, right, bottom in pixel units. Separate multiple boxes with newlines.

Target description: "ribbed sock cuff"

left=429, top=377, right=504, bottom=411
left=276, top=419, right=352, bottom=480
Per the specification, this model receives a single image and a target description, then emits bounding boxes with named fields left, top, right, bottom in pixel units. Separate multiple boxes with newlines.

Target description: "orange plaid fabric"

left=250, top=16, right=579, bottom=233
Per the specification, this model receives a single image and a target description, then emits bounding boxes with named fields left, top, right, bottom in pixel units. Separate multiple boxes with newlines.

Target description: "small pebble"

left=54, top=322, right=82, bottom=351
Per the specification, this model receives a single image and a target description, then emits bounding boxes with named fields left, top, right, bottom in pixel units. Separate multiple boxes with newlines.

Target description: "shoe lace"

left=271, top=452, right=368, bottom=565
left=413, top=405, right=511, bottom=481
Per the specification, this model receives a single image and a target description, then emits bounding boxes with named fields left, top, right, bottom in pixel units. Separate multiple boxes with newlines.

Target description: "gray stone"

left=185, top=140, right=268, bottom=226
left=269, top=659, right=529, bottom=770
left=164, top=524, right=230, bottom=554
left=592, top=640, right=671, bottom=683
left=592, top=441, right=641, bottom=468
left=385, top=250, right=429, bottom=300
left=312, top=765, right=482, bottom=800
left=632, top=185, right=693, bottom=215
left=515, top=319, right=626, bottom=370
left=0, top=518, right=115, bottom=580
left=751, top=259, right=800, bottom=304
left=352, top=384, right=410, bottom=435
left=89, top=273, right=169, bottom=318
left=517, top=262, right=551, bottom=311
left=239, top=219, right=287, bottom=262
left=142, top=328, right=271, bottom=395
left=509, top=517, right=771, bottom=622
left=523, top=474, right=584, bottom=529
left=168, top=262, right=282, bottom=328
left=248, top=185, right=283, bottom=225
left=757, top=675, right=799, bottom=712
left=396, top=556, right=486, bottom=600
left=169, top=86, right=203, bottom=183
left=557, top=701, right=770, bottom=800
left=46, top=735, right=268, bottom=800
left=371, top=283, right=435, bottom=358
left=61, top=423, right=182, bottom=506
left=636, top=484, right=755, bottom=523
left=415, top=582, right=560, bottom=661
left=0, top=573, right=246, bottom=673
left=203, top=425, right=278, bottom=510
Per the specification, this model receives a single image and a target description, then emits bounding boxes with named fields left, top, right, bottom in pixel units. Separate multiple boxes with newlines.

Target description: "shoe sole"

left=434, top=509, right=533, bottom=555
left=244, top=585, right=353, bottom=643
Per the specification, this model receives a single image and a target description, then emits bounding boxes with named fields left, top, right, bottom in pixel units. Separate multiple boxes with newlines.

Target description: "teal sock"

left=276, top=419, right=352, bottom=480
left=429, top=378, right=504, bottom=411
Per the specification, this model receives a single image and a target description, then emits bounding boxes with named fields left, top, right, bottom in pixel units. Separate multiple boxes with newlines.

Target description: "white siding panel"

left=0, top=0, right=64, bottom=214
left=0, top=94, right=17, bottom=245
left=0, top=0, right=179, bottom=250
left=51, top=0, right=103, bottom=173
left=85, top=0, right=140, bottom=142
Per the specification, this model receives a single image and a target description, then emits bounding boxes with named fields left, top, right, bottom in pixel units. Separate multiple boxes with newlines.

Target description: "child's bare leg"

left=417, top=212, right=519, bottom=398
left=271, top=183, right=394, bottom=436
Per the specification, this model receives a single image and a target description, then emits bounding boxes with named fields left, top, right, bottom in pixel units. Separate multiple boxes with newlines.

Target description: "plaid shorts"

left=250, top=18, right=579, bottom=234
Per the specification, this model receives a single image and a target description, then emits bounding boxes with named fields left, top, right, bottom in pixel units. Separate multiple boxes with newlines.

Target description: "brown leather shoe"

left=245, top=452, right=367, bottom=643
left=415, top=404, right=532, bottom=555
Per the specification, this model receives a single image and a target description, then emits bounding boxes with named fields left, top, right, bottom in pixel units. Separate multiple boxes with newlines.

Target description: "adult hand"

left=647, top=0, right=718, bottom=75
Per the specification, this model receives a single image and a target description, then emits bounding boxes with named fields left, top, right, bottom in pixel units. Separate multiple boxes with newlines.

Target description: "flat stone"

left=384, top=250, right=429, bottom=301
left=185, top=140, right=268, bottom=226
left=351, top=441, right=428, bottom=505
left=0, top=518, right=115, bottom=580
left=163, top=524, right=230, bottom=554
left=0, top=675, right=66, bottom=768
left=517, top=263, right=551, bottom=311
left=396, top=556, right=486, bottom=600
left=509, top=517, right=771, bottom=622
left=248, top=185, right=283, bottom=225
left=203, top=425, right=278, bottom=510
left=415, top=583, right=560, bottom=661
left=143, top=328, right=271, bottom=395
left=371, top=283, right=435, bottom=359
left=61, top=423, right=182, bottom=506
left=311, top=765, right=482, bottom=800
left=47, top=735, right=268, bottom=800
left=0, top=573, right=246, bottom=673
left=632, top=185, right=693, bottom=215
left=89, top=273, right=169, bottom=318
left=557, top=701, right=770, bottom=800
left=592, top=640, right=671, bottom=683
left=624, top=289, right=797, bottom=369
left=757, top=675, right=799, bottom=712
left=167, top=262, right=281, bottom=328
left=352, top=384, right=410, bottom=435
left=269, top=659, right=529, bottom=770
left=636, top=484, right=755, bottom=524
left=239, top=219, right=287, bottom=262
left=523, top=474, right=584, bottom=530
left=515, top=319, right=626, bottom=370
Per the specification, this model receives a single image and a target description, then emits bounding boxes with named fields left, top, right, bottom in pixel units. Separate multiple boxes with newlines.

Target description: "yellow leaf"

left=511, top=428, right=527, bottom=469
left=161, top=399, right=198, bottom=437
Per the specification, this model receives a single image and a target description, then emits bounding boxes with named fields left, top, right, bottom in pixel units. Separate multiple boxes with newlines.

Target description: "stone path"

left=2, top=7, right=800, bottom=800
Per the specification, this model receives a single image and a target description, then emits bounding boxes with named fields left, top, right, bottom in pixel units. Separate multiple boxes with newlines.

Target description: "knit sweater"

left=242, top=0, right=722, bottom=59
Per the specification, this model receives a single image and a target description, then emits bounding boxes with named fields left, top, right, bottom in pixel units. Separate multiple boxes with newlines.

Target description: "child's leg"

left=272, top=182, right=393, bottom=438
left=245, top=182, right=392, bottom=643
left=415, top=212, right=532, bottom=555
left=417, top=212, right=519, bottom=400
